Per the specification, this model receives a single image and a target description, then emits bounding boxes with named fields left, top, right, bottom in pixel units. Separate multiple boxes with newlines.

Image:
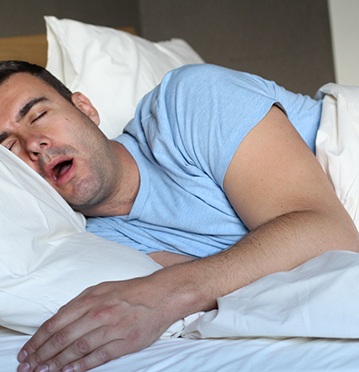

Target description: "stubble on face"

left=0, top=72, right=129, bottom=215
left=37, top=141, right=115, bottom=213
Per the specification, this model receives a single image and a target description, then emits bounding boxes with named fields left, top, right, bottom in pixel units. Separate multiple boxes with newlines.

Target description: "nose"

left=26, top=134, right=49, bottom=162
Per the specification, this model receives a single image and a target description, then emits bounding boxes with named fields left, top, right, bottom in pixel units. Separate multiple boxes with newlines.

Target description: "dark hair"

left=0, top=60, right=73, bottom=103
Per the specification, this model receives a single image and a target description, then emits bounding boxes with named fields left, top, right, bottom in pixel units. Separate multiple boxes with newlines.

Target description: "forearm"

left=154, top=208, right=359, bottom=320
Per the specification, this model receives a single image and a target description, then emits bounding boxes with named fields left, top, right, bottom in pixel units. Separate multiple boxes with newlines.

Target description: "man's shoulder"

left=160, top=64, right=274, bottom=101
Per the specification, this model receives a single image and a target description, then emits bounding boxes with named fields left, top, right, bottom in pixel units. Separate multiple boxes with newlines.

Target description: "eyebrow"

left=0, top=97, right=49, bottom=145
left=16, top=96, right=48, bottom=122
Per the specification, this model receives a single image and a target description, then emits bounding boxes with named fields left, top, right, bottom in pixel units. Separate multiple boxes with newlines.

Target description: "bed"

left=1, top=16, right=359, bottom=372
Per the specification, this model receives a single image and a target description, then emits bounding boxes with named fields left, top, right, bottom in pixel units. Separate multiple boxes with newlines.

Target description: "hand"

left=17, top=275, right=177, bottom=372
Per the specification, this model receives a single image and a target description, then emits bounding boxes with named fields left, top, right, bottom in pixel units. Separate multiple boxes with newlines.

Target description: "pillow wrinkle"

left=0, top=287, right=60, bottom=335
left=316, top=83, right=359, bottom=229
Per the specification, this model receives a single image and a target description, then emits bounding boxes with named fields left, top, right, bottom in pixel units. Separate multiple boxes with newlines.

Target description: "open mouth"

left=52, top=159, right=73, bottom=181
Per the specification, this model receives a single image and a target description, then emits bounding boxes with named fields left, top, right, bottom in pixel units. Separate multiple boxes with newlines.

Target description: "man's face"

left=0, top=72, right=117, bottom=211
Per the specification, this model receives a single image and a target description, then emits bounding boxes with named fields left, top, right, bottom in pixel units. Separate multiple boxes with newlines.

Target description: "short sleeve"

left=125, top=64, right=278, bottom=186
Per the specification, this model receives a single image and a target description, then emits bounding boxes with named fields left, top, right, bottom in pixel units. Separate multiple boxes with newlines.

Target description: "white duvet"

left=182, top=250, right=359, bottom=339
left=1, top=83, right=359, bottom=342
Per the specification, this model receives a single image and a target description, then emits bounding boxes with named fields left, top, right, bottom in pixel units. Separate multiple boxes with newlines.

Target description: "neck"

left=79, top=141, right=140, bottom=217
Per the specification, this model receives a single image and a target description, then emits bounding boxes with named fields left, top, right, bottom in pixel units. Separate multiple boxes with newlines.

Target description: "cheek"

left=6, top=146, right=32, bottom=168
left=22, top=157, right=42, bottom=175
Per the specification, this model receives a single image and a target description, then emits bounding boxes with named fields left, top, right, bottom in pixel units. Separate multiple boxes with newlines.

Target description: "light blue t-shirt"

left=86, top=64, right=322, bottom=257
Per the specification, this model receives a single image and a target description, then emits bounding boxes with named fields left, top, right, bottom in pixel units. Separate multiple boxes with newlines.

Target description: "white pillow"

left=315, top=83, right=359, bottom=230
left=45, top=16, right=204, bottom=139
left=182, top=250, right=359, bottom=339
left=0, top=147, right=162, bottom=335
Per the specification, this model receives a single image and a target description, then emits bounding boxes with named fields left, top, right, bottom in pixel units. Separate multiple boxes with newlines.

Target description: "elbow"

left=323, top=208, right=359, bottom=254
left=346, top=224, right=359, bottom=253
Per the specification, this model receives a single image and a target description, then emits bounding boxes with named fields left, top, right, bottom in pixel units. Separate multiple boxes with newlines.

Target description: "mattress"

left=1, top=326, right=359, bottom=371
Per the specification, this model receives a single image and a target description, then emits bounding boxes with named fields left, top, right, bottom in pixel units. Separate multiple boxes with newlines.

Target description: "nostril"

left=29, top=150, right=40, bottom=161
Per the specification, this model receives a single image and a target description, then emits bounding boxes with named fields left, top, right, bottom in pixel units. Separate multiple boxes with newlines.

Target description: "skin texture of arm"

left=17, top=107, right=359, bottom=372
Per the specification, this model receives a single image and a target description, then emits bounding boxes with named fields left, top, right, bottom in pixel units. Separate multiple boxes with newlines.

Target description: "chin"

left=67, top=194, right=104, bottom=215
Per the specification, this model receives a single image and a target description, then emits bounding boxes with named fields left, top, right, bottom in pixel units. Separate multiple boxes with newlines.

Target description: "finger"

left=17, top=315, right=68, bottom=367
left=29, top=320, right=159, bottom=372
left=18, top=309, right=99, bottom=371
left=33, top=325, right=115, bottom=371
left=19, top=294, right=127, bottom=371
left=62, top=337, right=157, bottom=372
left=69, top=341, right=138, bottom=372
left=18, top=290, right=95, bottom=364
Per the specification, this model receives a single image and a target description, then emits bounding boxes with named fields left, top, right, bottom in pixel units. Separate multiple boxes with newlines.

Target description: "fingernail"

left=37, top=365, right=49, bottom=372
left=17, top=362, right=30, bottom=372
left=62, top=366, right=74, bottom=372
left=17, top=349, right=28, bottom=363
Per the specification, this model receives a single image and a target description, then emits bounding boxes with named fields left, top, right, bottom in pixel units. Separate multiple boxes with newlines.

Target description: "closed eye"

left=31, top=111, right=47, bottom=124
left=7, top=141, right=16, bottom=151
left=1, top=138, right=17, bottom=152
left=0, top=132, right=13, bottom=151
left=17, top=97, right=48, bottom=122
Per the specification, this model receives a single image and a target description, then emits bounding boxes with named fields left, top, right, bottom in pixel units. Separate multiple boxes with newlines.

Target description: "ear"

left=71, top=92, right=100, bottom=125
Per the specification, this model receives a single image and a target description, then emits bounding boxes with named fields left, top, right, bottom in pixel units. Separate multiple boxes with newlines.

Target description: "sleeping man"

left=0, top=60, right=358, bottom=372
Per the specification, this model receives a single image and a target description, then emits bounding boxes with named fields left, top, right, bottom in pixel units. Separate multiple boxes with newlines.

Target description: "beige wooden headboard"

left=0, top=27, right=136, bottom=67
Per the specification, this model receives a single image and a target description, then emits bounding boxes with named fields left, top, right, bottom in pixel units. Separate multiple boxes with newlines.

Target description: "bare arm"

left=148, top=105, right=359, bottom=311
left=18, top=107, right=359, bottom=372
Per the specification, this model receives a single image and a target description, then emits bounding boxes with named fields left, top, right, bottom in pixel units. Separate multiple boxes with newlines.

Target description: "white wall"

left=328, top=0, right=359, bottom=85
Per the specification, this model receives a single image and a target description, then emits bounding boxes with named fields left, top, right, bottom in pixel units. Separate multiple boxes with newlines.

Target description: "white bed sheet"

left=1, top=327, right=359, bottom=371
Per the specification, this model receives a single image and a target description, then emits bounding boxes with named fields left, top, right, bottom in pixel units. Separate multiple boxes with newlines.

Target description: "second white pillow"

left=45, top=16, right=204, bottom=139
